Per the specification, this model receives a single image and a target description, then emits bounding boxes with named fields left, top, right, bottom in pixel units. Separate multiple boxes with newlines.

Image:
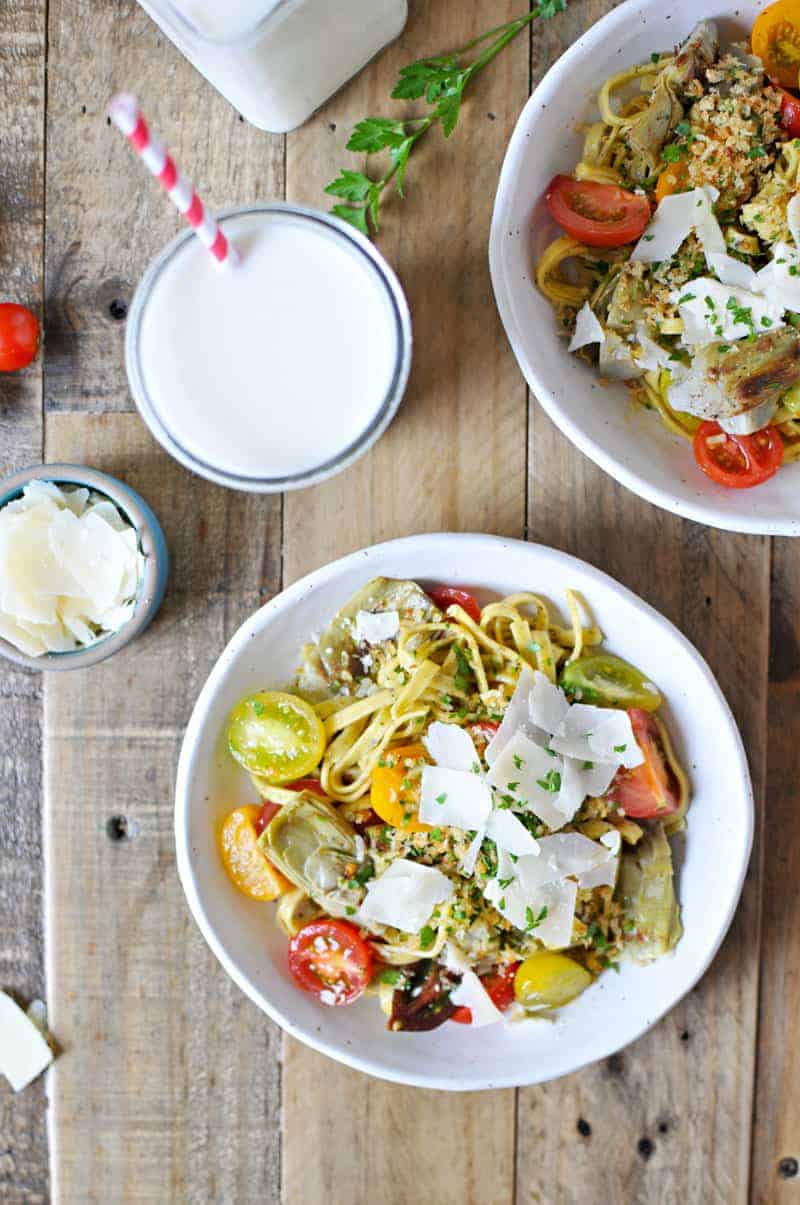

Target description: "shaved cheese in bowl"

left=0, top=480, right=143, bottom=658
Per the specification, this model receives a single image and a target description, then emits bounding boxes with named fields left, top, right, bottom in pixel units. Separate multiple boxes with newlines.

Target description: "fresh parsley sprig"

left=325, top=1, right=568, bottom=235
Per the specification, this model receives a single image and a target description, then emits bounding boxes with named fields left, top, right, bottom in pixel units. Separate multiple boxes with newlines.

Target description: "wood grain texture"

left=44, top=415, right=284, bottom=1203
left=44, top=0, right=284, bottom=414
left=0, top=1, right=48, bottom=1202
left=751, top=538, right=800, bottom=1203
left=281, top=3, right=527, bottom=1202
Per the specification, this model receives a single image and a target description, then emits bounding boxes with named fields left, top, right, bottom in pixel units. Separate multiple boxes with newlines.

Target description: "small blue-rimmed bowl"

left=0, top=463, right=169, bottom=671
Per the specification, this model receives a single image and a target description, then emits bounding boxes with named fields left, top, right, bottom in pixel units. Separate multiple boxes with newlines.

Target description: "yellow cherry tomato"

left=370, top=744, right=432, bottom=833
left=752, top=0, right=800, bottom=88
left=227, top=691, right=325, bottom=784
left=219, top=805, right=292, bottom=901
left=514, top=952, right=593, bottom=1012
left=655, top=159, right=689, bottom=204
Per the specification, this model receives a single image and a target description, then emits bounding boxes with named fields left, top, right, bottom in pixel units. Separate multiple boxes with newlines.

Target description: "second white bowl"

left=175, top=533, right=752, bottom=1090
left=489, top=0, right=798, bottom=536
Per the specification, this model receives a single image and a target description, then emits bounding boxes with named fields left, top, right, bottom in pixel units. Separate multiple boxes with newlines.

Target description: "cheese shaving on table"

left=358, top=859, right=453, bottom=933
left=0, top=991, right=54, bottom=1092
left=631, top=186, right=723, bottom=265
left=568, top=302, right=606, bottom=352
left=354, top=609, right=400, bottom=645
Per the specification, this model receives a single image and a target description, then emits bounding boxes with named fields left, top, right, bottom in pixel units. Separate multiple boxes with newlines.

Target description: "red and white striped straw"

left=107, top=92, right=238, bottom=266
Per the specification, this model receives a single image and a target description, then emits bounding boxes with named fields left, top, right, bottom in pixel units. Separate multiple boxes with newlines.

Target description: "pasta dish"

left=537, top=4, right=800, bottom=490
left=217, top=578, right=689, bottom=1030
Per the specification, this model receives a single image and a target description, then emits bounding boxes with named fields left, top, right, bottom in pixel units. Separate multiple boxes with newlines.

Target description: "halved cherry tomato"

left=779, top=87, right=800, bottom=136
left=370, top=743, right=432, bottom=833
left=254, top=801, right=280, bottom=837
left=219, top=805, right=292, bottom=900
left=609, top=709, right=681, bottom=819
left=560, top=653, right=662, bottom=711
left=655, top=159, right=690, bottom=203
left=693, top=421, right=784, bottom=489
left=427, top=586, right=482, bottom=623
left=227, top=690, right=325, bottom=784
left=288, top=919, right=373, bottom=1005
left=545, top=175, right=651, bottom=248
left=452, top=961, right=521, bottom=1023
left=0, top=303, right=40, bottom=371
left=752, top=0, right=800, bottom=89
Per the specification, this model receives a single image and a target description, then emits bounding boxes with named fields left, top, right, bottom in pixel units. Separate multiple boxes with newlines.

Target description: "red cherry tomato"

left=427, top=586, right=482, bottom=623
left=545, top=175, right=651, bottom=248
left=288, top=919, right=373, bottom=1005
left=609, top=709, right=681, bottom=819
left=451, top=962, right=521, bottom=1024
left=254, top=777, right=325, bottom=836
left=779, top=87, right=800, bottom=137
left=692, top=421, right=784, bottom=489
left=0, top=303, right=40, bottom=371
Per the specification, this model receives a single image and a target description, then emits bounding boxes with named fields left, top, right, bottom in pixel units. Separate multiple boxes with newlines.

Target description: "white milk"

left=127, top=206, right=410, bottom=488
left=137, top=0, right=408, bottom=133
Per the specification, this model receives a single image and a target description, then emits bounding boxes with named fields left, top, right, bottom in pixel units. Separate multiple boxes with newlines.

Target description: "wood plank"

left=518, top=372, right=768, bottom=1205
left=281, top=2, right=527, bottom=1201
left=44, top=0, right=284, bottom=413
left=44, top=414, right=284, bottom=1202
left=0, top=1, right=49, bottom=1201
left=750, top=539, right=800, bottom=1203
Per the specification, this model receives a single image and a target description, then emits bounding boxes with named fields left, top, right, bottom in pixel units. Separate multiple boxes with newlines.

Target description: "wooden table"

left=1, top=1, right=798, bottom=1200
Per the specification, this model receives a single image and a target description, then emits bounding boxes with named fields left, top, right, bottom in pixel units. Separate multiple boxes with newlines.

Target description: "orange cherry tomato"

left=0, top=303, right=40, bottom=371
left=370, top=744, right=432, bottom=833
left=288, top=919, right=373, bottom=1005
left=545, top=175, right=651, bottom=248
left=452, top=962, right=521, bottom=1024
left=655, top=159, right=690, bottom=203
left=427, top=586, right=482, bottom=623
left=752, top=0, right=800, bottom=89
left=218, top=804, right=292, bottom=900
left=692, top=421, right=784, bottom=489
left=609, top=710, right=681, bottom=820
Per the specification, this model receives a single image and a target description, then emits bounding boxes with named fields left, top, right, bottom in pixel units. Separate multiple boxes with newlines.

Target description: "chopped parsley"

left=513, top=753, right=524, bottom=771
left=613, top=743, right=627, bottom=753
left=526, top=905, right=548, bottom=931
left=435, top=792, right=448, bottom=806
left=536, top=769, right=561, bottom=793
left=453, top=642, right=474, bottom=692
left=419, top=925, right=436, bottom=950
left=378, top=967, right=403, bottom=985
left=251, top=698, right=265, bottom=715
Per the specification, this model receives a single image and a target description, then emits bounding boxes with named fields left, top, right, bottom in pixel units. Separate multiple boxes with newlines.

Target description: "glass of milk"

left=125, top=204, right=412, bottom=492
left=137, top=0, right=408, bottom=132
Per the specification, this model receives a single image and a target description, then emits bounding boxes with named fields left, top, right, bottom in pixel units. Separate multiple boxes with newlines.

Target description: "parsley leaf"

left=419, top=925, right=436, bottom=950
left=324, top=3, right=569, bottom=232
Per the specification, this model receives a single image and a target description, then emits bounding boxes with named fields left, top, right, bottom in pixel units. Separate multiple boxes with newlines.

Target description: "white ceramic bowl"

left=175, top=534, right=752, bottom=1090
left=489, top=0, right=798, bottom=536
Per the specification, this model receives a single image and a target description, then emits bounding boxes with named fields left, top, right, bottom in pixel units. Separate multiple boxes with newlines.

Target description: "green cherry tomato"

left=227, top=691, right=325, bottom=783
left=559, top=653, right=662, bottom=711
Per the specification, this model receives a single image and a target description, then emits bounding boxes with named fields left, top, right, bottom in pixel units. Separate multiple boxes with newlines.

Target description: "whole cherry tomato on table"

left=0, top=303, right=40, bottom=371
